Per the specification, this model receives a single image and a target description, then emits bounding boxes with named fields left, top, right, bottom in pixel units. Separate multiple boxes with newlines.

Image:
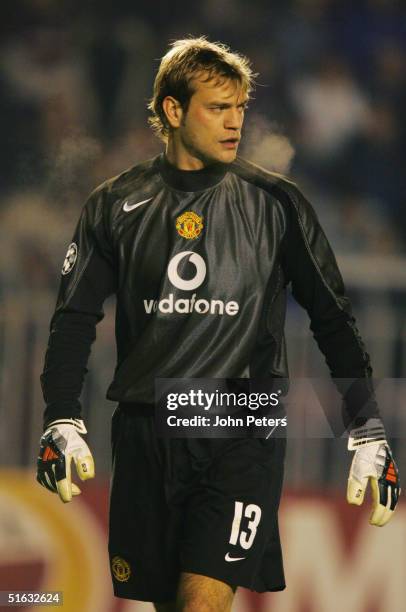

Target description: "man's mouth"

left=219, top=138, right=240, bottom=149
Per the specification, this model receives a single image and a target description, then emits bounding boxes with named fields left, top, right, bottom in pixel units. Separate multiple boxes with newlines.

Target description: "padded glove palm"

left=37, top=418, right=95, bottom=503
left=347, top=418, right=400, bottom=526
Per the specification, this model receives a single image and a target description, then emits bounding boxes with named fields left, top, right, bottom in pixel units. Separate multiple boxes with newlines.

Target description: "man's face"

left=174, top=74, right=248, bottom=166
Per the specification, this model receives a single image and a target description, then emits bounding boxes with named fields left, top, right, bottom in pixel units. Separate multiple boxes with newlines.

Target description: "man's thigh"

left=176, top=572, right=235, bottom=612
left=154, top=573, right=235, bottom=612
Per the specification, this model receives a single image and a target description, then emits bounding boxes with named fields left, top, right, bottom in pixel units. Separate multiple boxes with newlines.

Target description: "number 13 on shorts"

left=229, top=501, right=262, bottom=549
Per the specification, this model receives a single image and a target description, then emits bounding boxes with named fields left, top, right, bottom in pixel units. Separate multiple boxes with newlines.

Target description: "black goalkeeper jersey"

left=41, top=153, right=376, bottom=424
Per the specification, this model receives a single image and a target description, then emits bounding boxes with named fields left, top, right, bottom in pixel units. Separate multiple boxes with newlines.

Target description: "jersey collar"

left=157, top=153, right=229, bottom=192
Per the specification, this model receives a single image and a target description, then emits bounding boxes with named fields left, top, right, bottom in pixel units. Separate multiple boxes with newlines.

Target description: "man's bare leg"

left=176, top=572, right=235, bottom=612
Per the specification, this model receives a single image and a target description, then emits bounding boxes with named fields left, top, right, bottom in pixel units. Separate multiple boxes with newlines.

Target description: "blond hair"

left=148, top=36, right=256, bottom=141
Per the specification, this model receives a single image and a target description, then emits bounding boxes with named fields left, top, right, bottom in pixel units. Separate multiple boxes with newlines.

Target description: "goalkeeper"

left=37, top=36, right=400, bottom=611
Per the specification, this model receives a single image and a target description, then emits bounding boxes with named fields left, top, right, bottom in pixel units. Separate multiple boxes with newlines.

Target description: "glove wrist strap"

left=45, top=418, right=87, bottom=435
left=348, top=417, right=386, bottom=451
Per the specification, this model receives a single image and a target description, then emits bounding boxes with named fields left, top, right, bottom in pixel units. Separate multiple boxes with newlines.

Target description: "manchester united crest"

left=176, top=211, right=204, bottom=239
left=111, top=556, right=131, bottom=582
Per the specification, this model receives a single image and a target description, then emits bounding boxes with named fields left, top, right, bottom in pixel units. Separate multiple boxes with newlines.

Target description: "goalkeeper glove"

left=347, top=418, right=400, bottom=526
left=37, top=418, right=95, bottom=503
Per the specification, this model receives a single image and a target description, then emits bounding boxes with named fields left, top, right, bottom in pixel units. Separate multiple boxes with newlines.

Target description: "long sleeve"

left=40, top=187, right=116, bottom=426
left=279, top=184, right=379, bottom=425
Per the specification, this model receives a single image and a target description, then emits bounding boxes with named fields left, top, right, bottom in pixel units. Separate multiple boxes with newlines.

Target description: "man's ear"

left=162, top=96, right=183, bottom=129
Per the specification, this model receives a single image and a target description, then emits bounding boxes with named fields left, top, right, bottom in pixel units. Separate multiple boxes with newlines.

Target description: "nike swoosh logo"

left=224, top=553, right=245, bottom=562
left=123, top=197, right=153, bottom=212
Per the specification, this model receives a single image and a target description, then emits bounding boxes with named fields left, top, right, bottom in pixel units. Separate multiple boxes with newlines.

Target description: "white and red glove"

left=347, top=418, right=400, bottom=526
left=37, top=418, right=95, bottom=503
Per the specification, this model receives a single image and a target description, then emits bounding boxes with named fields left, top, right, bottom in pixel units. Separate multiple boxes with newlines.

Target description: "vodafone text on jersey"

left=143, top=251, right=239, bottom=317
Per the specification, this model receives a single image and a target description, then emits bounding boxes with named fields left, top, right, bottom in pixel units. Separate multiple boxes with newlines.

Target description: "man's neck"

left=165, top=140, right=206, bottom=170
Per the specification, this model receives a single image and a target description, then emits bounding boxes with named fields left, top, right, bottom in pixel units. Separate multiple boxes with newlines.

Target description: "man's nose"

left=224, top=108, right=242, bottom=130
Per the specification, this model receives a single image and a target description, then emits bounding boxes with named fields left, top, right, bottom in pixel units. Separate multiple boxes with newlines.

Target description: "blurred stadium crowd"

left=1, top=0, right=406, bottom=300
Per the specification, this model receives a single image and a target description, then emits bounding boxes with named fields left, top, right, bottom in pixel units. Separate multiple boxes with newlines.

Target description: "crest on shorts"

left=61, top=243, right=78, bottom=275
left=176, top=211, right=203, bottom=239
left=111, top=556, right=131, bottom=582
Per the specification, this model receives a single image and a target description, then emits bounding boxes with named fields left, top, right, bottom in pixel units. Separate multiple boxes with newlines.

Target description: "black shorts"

left=108, top=403, right=286, bottom=603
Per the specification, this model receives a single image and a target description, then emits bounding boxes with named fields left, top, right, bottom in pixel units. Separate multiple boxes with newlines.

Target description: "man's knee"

left=177, top=572, right=235, bottom=612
